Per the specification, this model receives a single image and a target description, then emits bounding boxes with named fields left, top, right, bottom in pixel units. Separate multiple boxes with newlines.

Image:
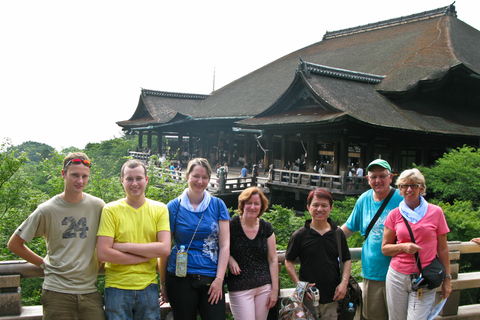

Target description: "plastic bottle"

left=175, top=245, right=188, bottom=277
left=347, top=302, right=355, bottom=313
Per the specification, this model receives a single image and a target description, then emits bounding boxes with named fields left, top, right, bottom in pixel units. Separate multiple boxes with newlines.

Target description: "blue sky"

left=1, top=0, right=478, bottom=151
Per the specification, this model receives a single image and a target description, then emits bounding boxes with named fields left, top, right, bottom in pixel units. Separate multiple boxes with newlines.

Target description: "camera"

left=411, top=274, right=428, bottom=291
left=308, top=286, right=320, bottom=307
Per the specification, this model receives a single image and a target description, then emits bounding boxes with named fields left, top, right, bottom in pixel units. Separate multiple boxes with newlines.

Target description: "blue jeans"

left=104, top=283, right=161, bottom=320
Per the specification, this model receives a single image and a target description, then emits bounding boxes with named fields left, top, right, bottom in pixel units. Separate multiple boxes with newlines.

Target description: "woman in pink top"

left=382, top=168, right=452, bottom=320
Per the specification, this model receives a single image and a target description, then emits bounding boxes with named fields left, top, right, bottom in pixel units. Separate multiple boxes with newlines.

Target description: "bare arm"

left=285, top=259, right=299, bottom=285
left=266, top=233, right=279, bottom=309
left=97, top=236, right=152, bottom=265
left=340, top=224, right=354, bottom=239
left=159, top=256, right=169, bottom=303
left=437, top=233, right=452, bottom=299
left=208, top=219, right=230, bottom=304
left=112, top=230, right=171, bottom=259
left=7, top=234, right=44, bottom=267
left=333, top=259, right=351, bottom=301
left=381, top=226, right=422, bottom=257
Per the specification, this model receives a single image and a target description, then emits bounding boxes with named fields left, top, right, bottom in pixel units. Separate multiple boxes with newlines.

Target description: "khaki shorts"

left=42, top=289, right=105, bottom=320
left=362, top=278, right=388, bottom=320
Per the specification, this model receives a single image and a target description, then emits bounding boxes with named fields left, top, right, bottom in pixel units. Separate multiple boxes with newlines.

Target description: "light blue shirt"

left=345, top=188, right=403, bottom=281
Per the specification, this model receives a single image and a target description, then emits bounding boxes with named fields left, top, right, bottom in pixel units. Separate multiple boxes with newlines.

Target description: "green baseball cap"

left=366, top=159, right=391, bottom=172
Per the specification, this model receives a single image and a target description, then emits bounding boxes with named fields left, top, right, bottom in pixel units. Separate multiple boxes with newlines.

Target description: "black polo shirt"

left=286, top=218, right=351, bottom=303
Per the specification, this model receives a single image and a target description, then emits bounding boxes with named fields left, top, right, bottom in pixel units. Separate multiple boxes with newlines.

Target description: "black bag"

left=335, top=229, right=362, bottom=320
left=337, top=276, right=362, bottom=320
left=422, top=256, right=446, bottom=289
left=402, top=216, right=446, bottom=290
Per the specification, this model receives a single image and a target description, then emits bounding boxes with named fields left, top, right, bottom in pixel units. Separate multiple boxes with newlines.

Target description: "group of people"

left=5, top=153, right=470, bottom=320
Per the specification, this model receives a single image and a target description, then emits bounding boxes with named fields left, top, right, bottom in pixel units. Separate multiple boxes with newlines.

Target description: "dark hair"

left=307, top=188, right=333, bottom=207
left=238, top=187, right=269, bottom=217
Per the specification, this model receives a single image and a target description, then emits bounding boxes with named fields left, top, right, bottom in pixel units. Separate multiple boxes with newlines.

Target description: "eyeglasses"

left=64, top=159, right=91, bottom=168
left=399, top=184, right=420, bottom=190
left=368, top=174, right=391, bottom=180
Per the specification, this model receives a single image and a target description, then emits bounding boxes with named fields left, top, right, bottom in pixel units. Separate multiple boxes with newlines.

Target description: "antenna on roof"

left=212, top=66, right=216, bottom=92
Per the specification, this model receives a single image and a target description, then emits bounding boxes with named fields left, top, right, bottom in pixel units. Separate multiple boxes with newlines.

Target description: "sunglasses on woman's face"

left=64, top=158, right=91, bottom=168
left=399, top=184, right=420, bottom=190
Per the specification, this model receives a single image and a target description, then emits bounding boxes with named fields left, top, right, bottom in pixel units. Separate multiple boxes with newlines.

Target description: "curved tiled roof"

left=118, top=5, right=480, bottom=136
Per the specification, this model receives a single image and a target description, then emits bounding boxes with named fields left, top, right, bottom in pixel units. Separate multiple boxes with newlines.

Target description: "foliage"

left=144, top=156, right=187, bottom=204
left=416, top=145, right=480, bottom=208
left=9, top=140, right=55, bottom=163
left=332, top=196, right=365, bottom=249
left=84, top=136, right=138, bottom=178
left=262, top=204, right=305, bottom=250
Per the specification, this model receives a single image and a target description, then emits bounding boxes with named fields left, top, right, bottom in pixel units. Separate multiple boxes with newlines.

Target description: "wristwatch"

left=445, top=274, right=452, bottom=279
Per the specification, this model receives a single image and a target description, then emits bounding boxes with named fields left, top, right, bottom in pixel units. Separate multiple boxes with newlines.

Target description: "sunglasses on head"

left=64, top=159, right=91, bottom=168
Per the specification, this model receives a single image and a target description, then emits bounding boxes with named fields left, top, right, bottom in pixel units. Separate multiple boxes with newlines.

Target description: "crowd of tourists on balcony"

left=7, top=151, right=477, bottom=320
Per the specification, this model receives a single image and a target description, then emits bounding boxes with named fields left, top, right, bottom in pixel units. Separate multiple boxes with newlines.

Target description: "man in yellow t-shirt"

left=97, top=159, right=171, bottom=320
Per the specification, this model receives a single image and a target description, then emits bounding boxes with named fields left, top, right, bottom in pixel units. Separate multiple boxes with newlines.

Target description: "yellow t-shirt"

left=97, top=198, right=170, bottom=290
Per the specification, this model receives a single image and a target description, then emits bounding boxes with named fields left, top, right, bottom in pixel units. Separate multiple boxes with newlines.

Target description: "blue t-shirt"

left=241, top=167, right=248, bottom=177
left=345, top=188, right=403, bottom=281
left=167, top=196, right=230, bottom=277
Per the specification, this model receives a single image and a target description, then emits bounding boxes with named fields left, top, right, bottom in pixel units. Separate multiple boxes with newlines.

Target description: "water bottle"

left=175, top=245, right=188, bottom=277
left=347, top=302, right=355, bottom=313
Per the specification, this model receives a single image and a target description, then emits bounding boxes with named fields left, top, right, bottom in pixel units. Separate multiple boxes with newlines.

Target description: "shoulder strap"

left=365, top=188, right=395, bottom=239
left=402, top=216, right=423, bottom=273
left=335, top=228, right=344, bottom=275
left=294, top=281, right=308, bottom=301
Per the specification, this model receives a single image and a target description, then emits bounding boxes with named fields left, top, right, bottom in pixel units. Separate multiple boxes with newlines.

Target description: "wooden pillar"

left=177, top=132, right=183, bottom=161
left=138, top=131, right=144, bottom=151
left=147, top=132, right=152, bottom=151
left=227, top=131, right=234, bottom=165
left=392, top=140, right=401, bottom=174
left=189, top=133, right=194, bottom=160
left=306, top=135, right=316, bottom=172
left=213, top=129, right=220, bottom=164
left=366, top=139, right=375, bottom=167
left=281, top=135, right=287, bottom=168
left=156, top=131, right=163, bottom=156
left=200, top=132, right=206, bottom=158
left=252, top=137, right=258, bottom=165
left=334, top=136, right=349, bottom=175
left=264, top=133, right=274, bottom=172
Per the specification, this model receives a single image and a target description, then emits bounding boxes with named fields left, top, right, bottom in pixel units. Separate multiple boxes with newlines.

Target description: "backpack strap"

left=293, top=281, right=309, bottom=302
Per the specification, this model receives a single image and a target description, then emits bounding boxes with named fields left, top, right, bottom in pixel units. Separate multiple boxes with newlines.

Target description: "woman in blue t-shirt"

left=161, top=158, right=230, bottom=320
left=227, top=187, right=278, bottom=320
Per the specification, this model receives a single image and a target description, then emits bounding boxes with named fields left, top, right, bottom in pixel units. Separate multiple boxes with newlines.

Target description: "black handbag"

left=402, top=216, right=446, bottom=290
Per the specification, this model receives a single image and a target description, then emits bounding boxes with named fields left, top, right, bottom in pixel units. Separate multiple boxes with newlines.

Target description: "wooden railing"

left=269, top=169, right=370, bottom=195
left=153, top=167, right=268, bottom=194
left=2, top=241, right=480, bottom=319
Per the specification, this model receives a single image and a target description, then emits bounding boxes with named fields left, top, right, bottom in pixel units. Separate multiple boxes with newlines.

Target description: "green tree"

left=416, top=145, right=480, bottom=208
left=9, top=141, right=55, bottom=163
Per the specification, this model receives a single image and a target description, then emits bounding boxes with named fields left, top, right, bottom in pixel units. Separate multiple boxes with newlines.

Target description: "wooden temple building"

left=117, top=4, right=480, bottom=175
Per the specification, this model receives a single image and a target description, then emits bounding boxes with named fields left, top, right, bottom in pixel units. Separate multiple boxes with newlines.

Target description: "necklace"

left=241, top=216, right=259, bottom=229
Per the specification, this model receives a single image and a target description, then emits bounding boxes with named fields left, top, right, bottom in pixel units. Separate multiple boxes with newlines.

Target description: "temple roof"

left=117, top=4, right=480, bottom=136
